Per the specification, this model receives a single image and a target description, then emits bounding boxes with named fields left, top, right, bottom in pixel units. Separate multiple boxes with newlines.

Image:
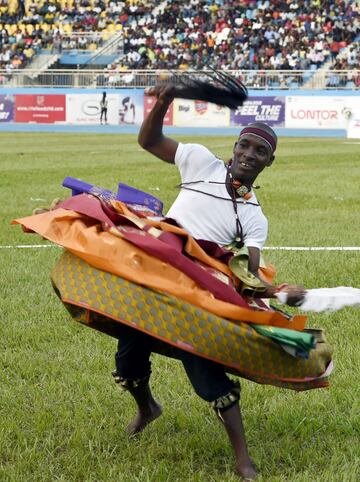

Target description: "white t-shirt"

left=166, top=143, right=268, bottom=248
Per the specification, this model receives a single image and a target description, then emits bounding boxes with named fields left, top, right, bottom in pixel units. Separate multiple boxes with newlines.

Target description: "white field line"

left=264, top=247, right=360, bottom=251
left=1, top=244, right=360, bottom=251
left=0, top=244, right=59, bottom=249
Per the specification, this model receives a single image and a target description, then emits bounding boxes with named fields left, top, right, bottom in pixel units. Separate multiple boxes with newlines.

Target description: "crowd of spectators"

left=326, top=42, right=360, bottom=88
left=0, top=0, right=359, bottom=86
left=0, top=0, right=147, bottom=71
left=119, top=0, right=359, bottom=72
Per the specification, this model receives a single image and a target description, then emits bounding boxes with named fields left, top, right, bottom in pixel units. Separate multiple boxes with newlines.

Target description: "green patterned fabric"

left=51, top=251, right=333, bottom=391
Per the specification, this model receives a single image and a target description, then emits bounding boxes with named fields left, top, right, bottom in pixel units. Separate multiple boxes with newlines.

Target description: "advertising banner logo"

left=231, top=96, right=285, bottom=127
left=0, top=94, right=15, bottom=122
left=194, top=100, right=208, bottom=115
left=15, top=95, right=66, bottom=123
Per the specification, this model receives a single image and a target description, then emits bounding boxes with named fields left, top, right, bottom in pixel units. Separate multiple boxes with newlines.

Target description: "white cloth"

left=166, top=143, right=268, bottom=248
left=276, top=287, right=360, bottom=312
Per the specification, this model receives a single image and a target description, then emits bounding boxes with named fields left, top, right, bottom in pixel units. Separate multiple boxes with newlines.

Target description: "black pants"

left=100, top=108, right=107, bottom=122
left=115, top=324, right=236, bottom=402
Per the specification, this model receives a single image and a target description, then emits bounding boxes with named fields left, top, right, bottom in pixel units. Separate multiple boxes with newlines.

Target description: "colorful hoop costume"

left=13, top=181, right=333, bottom=392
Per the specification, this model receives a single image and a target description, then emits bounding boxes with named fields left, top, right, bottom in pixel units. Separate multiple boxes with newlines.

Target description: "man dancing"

left=113, top=85, right=305, bottom=480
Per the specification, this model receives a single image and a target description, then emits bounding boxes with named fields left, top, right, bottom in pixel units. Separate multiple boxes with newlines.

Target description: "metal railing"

left=77, top=32, right=123, bottom=68
left=0, top=69, right=359, bottom=90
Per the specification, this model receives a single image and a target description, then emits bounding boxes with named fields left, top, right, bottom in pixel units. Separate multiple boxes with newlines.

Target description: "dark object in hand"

left=170, top=69, right=248, bottom=110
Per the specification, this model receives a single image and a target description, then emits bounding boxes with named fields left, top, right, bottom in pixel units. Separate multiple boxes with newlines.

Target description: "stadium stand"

left=118, top=0, right=359, bottom=72
left=0, top=0, right=129, bottom=71
left=0, top=0, right=359, bottom=89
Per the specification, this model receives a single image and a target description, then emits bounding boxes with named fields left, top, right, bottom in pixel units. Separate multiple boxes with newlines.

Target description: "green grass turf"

left=1, top=133, right=360, bottom=481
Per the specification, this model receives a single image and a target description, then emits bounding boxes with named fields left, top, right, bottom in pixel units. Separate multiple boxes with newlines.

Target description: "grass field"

left=1, top=133, right=360, bottom=482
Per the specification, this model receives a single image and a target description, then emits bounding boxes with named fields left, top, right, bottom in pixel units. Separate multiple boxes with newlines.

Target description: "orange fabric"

left=13, top=209, right=307, bottom=330
left=259, top=264, right=276, bottom=284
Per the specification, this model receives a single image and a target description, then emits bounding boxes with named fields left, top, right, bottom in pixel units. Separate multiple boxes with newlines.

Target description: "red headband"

left=239, top=126, right=277, bottom=153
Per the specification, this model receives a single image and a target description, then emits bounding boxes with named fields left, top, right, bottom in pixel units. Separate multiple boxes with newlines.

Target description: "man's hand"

left=145, top=85, right=175, bottom=105
left=278, top=284, right=307, bottom=307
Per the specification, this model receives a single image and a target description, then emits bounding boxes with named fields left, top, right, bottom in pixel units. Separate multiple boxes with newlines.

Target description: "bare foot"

left=126, top=401, right=163, bottom=436
left=235, top=460, right=258, bottom=480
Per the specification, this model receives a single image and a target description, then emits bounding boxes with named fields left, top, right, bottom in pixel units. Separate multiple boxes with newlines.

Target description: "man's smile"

left=238, top=160, right=255, bottom=170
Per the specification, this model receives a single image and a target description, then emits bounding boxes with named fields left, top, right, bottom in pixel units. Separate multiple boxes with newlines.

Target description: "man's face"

left=231, top=133, right=274, bottom=182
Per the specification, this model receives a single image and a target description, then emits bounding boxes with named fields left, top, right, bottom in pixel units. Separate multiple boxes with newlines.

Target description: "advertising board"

left=0, top=94, right=15, bottom=122
left=118, top=89, right=144, bottom=125
left=66, top=93, right=119, bottom=125
left=347, top=104, right=360, bottom=138
left=144, top=95, right=173, bottom=125
left=285, top=96, right=360, bottom=129
left=231, top=96, right=285, bottom=127
left=173, top=99, right=230, bottom=127
left=15, top=95, right=66, bottom=123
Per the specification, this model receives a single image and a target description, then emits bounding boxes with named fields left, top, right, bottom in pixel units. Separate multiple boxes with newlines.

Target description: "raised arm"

left=138, top=85, right=179, bottom=164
